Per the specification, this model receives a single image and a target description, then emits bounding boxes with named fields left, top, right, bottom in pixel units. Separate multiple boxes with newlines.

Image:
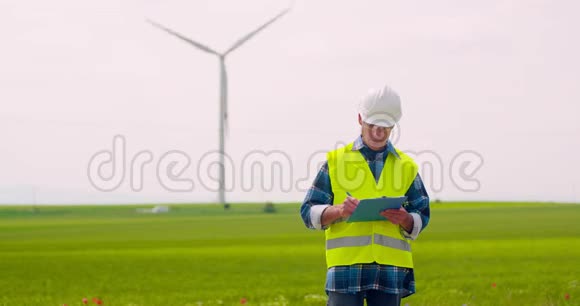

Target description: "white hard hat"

left=358, top=85, right=402, bottom=128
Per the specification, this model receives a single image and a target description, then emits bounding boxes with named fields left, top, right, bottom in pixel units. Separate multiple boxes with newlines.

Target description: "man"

left=300, top=84, right=430, bottom=306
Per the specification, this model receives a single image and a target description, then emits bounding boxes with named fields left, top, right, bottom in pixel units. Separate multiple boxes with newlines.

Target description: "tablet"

left=346, top=196, right=408, bottom=223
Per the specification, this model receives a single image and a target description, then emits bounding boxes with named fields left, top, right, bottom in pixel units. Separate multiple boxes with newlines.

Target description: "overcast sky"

left=1, top=0, right=579, bottom=204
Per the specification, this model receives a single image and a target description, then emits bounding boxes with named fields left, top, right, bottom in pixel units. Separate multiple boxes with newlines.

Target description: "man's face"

left=358, top=115, right=392, bottom=150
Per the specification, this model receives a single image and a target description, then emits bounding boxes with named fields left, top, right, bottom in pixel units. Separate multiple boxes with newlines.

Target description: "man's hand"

left=321, top=195, right=360, bottom=226
left=380, top=207, right=413, bottom=232
left=339, top=196, right=360, bottom=218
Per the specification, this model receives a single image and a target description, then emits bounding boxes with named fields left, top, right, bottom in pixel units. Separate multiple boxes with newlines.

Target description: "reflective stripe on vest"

left=374, top=234, right=412, bottom=252
left=325, top=142, right=418, bottom=268
left=326, top=236, right=372, bottom=250
left=326, top=234, right=411, bottom=252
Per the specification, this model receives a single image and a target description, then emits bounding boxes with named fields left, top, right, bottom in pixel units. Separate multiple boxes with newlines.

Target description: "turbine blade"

left=223, top=6, right=291, bottom=56
left=146, top=19, right=220, bottom=56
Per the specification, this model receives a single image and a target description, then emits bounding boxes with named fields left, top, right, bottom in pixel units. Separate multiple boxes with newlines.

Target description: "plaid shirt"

left=300, top=136, right=430, bottom=297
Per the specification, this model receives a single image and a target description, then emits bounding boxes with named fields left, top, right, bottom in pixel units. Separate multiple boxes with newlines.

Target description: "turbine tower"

left=148, top=5, right=291, bottom=207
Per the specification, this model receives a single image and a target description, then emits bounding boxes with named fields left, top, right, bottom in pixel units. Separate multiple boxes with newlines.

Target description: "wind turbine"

left=147, top=5, right=291, bottom=208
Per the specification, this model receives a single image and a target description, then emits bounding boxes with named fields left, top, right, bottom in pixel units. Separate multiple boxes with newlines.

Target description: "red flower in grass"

left=491, top=283, right=497, bottom=288
left=82, top=297, right=88, bottom=304
left=565, top=293, right=570, bottom=300
left=240, top=297, right=247, bottom=304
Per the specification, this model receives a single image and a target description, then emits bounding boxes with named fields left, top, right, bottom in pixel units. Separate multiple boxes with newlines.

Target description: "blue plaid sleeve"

left=300, top=161, right=334, bottom=230
left=403, top=173, right=430, bottom=233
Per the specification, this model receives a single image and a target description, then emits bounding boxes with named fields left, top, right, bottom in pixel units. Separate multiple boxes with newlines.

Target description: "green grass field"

left=0, top=202, right=579, bottom=306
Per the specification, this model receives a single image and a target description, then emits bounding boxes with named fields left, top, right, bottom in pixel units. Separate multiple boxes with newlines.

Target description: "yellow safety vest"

left=325, top=142, right=418, bottom=268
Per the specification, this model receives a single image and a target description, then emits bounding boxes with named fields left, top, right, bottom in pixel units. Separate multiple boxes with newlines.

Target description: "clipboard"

left=346, top=196, right=407, bottom=223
